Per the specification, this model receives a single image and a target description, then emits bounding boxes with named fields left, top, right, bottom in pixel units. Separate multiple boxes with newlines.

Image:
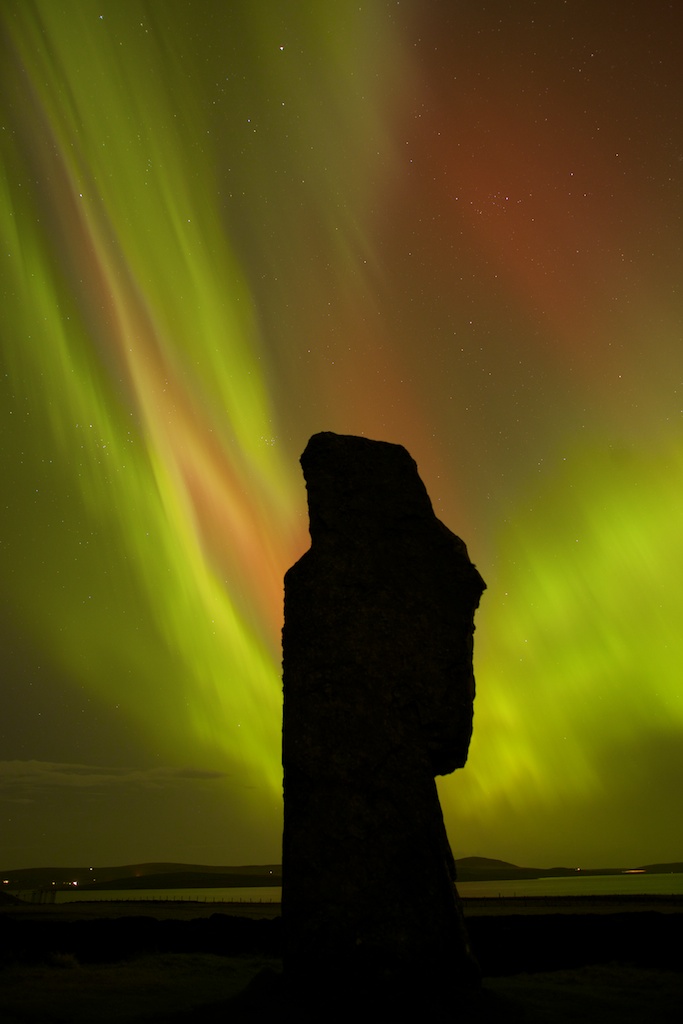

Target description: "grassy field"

left=1, top=899, right=681, bottom=1022
left=0, top=952, right=271, bottom=1024
left=0, top=955, right=681, bottom=1023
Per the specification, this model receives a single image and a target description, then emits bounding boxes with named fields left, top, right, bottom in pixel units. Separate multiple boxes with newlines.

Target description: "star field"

left=1, top=0, right=682, bottom=869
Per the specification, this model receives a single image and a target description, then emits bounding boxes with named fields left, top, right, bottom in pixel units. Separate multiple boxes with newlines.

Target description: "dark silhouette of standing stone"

left=282, top=432, right=485, bottom=1013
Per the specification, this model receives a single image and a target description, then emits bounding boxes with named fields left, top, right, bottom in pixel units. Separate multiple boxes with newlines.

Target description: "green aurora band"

left=2, top=1, right=682, bottom=867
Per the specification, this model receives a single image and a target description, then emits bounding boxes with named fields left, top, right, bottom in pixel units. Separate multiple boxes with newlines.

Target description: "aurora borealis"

left=1, top=0, right=682, bottom=871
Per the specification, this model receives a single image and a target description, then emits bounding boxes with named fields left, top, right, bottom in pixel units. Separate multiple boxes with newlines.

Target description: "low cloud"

left=0, top=760, right=228, bottom=795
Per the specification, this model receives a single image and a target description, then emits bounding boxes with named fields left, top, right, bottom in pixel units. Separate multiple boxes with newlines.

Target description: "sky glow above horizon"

left=1, top=0, right=682, bottom=870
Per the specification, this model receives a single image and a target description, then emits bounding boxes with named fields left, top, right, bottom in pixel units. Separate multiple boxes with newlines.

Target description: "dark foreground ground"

left=1, top=897, right=681, bottom=1022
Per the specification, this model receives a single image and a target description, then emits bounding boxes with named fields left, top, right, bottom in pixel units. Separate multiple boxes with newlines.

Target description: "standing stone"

left=282, top=432, right=485, bottom=1012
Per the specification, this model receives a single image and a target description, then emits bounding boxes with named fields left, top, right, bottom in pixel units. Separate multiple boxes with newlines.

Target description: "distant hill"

left=456, top=857, right=516, bottom=869
left=455, top=857, right=543, bottom=881
left=2, top=858, right=681, bottom=891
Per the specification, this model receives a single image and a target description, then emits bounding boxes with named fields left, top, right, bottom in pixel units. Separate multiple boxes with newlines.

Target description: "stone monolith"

left=282, top=432, right=485, bottom=1012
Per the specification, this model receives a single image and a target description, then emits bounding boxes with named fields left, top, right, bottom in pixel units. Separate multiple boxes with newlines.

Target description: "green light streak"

left=442, top=437, right=683, bottom=843
left=1, top=2, right=303, bottom=792
left=2, top=2, right=680, bottom=866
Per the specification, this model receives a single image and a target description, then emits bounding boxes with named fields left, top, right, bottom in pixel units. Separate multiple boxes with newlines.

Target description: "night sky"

left=2, top=1, right=682, bottom=871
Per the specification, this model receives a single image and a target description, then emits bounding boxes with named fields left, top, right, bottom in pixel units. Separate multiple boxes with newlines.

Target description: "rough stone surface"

left=282, top=432, right=485, bottom=1008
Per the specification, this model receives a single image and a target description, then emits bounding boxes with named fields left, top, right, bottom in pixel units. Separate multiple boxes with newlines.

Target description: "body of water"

left=52, top=885, right=281, bottom=905
left=40, top=872, right=683, bottom=904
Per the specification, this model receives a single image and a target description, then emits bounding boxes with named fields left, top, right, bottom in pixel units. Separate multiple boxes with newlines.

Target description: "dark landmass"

left=1, top=863, right=281, bottom=890
left=1, top=897, right=681, bottom=1022
left=2, top=857, right=681, bottom=892
left=1, top=899, right=682, bottom=973
left=455, top=856, right=683, bottom=881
